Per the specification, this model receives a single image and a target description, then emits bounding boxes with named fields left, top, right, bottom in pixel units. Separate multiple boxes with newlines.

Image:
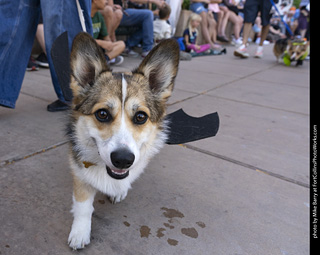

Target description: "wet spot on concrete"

left=123, top=221, right=130, bottom=227
left=140, top=225, right=151, bottom=238
left=167, top=238, right=178, bottom=246
left=163, top=223, right=175, bottom=229
left=196, top=221, right=206, bottom=228
left=161, top=207, right=184, bottom=219
left=181, top=227, right=198, bottom=239
left=157, top=228, right=166, bottom=238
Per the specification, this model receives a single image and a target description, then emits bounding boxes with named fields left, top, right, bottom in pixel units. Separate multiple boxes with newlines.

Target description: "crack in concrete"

left=183, top=144, right=309, bottom=189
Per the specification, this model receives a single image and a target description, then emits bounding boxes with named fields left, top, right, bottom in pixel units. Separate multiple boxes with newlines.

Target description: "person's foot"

left=26, top=57, right=39, bottom=71
left=122, top=48, right=139, bottom=57
left=113, top=56, right=124, bottom=65
left=232, top=37, right=243, bottom=46
left=255, top=37, right=270, bottom=45
left=234, top=44, right=249, bottom=58
left=217, top=35, right=229, bottom=43
left=47, top=100, right=70, bottom=112
left=108, top=56, right=124, bottom=66
left=141, top=51, right=150, bottom=58
left=254, top=46, right=264, bottom=58
left=35, top=53, right=49, bottom=68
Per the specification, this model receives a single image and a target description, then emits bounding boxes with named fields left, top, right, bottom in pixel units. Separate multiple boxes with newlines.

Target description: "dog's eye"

left=95, top=109, right=112, bottom=122
left=133, top=111, right=148, bottom=125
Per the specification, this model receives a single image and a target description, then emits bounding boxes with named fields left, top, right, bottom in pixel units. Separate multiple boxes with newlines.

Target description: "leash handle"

left=269, top=0, right=294, bottom=36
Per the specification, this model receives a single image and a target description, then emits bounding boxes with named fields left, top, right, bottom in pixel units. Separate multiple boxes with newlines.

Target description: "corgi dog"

left=273, top=38, right=309, bottom=66
left=67, top=32, right=180, bottom=250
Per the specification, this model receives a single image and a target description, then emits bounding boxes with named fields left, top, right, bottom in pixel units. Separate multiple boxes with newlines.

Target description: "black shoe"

left=47, top=100, right=70, bottom=112
left=217, top=35, right=229, bottom=43
left=35, top=53, right=49, bottom=68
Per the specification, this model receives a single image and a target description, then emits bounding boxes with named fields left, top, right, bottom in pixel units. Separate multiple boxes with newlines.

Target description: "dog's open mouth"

left=106, top=166, right=129, bottom=180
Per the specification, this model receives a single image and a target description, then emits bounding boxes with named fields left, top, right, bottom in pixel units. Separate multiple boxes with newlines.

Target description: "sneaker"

left=254, top=47, right=264, bottom=58
left=122, top=48, right=139, bottom=57
left=35, top=52, right=49, bottom=68
left=26, top=57, right=39, bottom=71
left=141, top=51, right=150, bottom=58
left=231, top=37, right=243, bottom=46
left=255, top=37, right=270, bottom=45
left=112, top=56, right=124, bottom=66
left=234, top=45, right=249, bottom=58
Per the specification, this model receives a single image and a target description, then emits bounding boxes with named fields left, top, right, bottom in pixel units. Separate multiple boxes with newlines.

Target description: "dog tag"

left=166, top=109, right=219, bottom=144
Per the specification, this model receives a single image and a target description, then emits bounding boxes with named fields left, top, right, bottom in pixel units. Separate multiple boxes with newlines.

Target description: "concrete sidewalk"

left=0, top=44, right=310, bottom=255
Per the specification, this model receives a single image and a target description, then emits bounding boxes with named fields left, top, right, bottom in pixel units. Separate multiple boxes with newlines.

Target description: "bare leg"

left=100, top=7, right=123, bottom=42
left=218, top=6, right=230, bottom=38
left=259, top=24, right=270, bottom=46
left=242, top=22, right=253, bottom=46
left=36, top=24, right=46, bottom=54
left=106, top=41, right=125, bottom=60
left=199, top=11, right=215, bottom=48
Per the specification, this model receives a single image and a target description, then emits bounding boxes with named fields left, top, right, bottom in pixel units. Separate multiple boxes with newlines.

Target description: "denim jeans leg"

left=40, top=0, right=92, bottom=103
left=0, top=0, right=40, bottom=108
left=120, top=9, right=154, bottom=51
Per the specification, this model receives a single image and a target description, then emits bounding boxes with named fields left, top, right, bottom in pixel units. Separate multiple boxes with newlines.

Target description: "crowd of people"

left=0, top=0, right=310, bottom=112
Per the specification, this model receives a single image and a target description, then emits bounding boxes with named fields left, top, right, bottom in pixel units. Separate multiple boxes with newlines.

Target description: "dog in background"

left=67, top=32, right=180, bottom=250
left=273, top=38, right=309, bottom=66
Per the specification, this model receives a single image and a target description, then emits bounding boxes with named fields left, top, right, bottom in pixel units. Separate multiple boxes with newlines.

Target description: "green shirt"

left=91, top=12, right=108, bottom=39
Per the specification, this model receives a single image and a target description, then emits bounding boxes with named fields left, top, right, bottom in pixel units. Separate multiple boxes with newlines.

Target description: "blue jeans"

left=190, top=2, right=208, bottom=14
left=0, top=0, right=92, bottom=108
left=120, top=8, right=154, bottom=52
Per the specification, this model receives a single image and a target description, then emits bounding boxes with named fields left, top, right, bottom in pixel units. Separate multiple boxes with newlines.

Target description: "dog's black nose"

left=111, top=149, right=135, bottom=169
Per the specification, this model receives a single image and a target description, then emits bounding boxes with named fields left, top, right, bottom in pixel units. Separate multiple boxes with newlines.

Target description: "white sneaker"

left=113, top=56, right=124, bottom=65
left=141, top=51, right=150, bottom=58
left=232, top=37, right=243, bottom=46
left=122, top=48, right=139, bottom=57
left=234, top=44, right=249, bottom=58
left=255, top=38, right=270, bottom=45
left=254, top=46, right=264, bottom=58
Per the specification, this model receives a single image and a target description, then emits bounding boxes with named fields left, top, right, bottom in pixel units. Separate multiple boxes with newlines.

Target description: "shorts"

left=244, top=0, right=272, bottom=26
left=190, top=2, right=208, bottom=14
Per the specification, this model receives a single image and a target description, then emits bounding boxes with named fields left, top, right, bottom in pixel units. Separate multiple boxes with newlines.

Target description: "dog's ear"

left=134, top=39, right=180, bottom=101
left=70, top=32, right=110, bottom=96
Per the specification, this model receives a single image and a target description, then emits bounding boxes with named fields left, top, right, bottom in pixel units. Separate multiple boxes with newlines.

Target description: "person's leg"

left=0, top=0, right=40, bottom=108
left=36, top=24, right=46, bottom=54
left=111, top=9, right=123, bottom=42
left=41, top=0, right=92, bottom=110
left=254, top=0, right=272, bottom=58
left=100, top=6, right=114, bottom=40
left=208, top=12, right=218, bottom=44
left=100, top=6, right=122, bottom=42
left=228, top=11, right=243, bottom=40
left=199, top=12, right=215, bottom=49
left=218, top=6, right=230, bottom=38
left=106, top=41, right=125, bottom=59
left=234, top=0, right=259, bottom=58
left=119, top=8, right=154, bottom=52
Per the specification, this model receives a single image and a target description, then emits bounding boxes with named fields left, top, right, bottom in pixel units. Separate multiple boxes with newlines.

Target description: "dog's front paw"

left=108, top=191, right=128, bottom=204
left=68, top=219, right=91, bottom=250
